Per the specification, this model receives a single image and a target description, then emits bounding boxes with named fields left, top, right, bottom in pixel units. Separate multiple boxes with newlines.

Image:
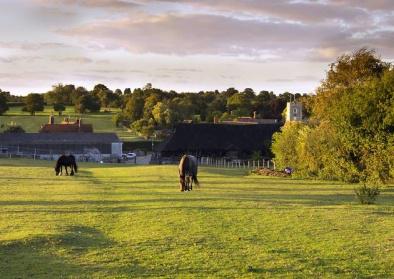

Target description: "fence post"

left=268, top=160, right=270, bottom=169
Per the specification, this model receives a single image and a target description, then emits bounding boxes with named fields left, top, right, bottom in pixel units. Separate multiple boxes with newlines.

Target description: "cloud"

left=331, top=0, right=394, bottom=11
left=0, top=41, right=72, bottom=51
left=2, top=0, right=394, bottom=95
left=176, top=0, right=368, bottom=24
left=34, top=0, right=140, bottom=10
left=59, top=13, right=351, bottom=58
left=56, top=57, right=93, bottom=64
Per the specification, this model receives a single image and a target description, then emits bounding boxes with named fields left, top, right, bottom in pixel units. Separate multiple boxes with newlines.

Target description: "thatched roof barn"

left=158, top=123, right=281, bottom=159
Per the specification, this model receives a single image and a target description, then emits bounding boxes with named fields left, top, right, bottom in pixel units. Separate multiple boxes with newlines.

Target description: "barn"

left=157, top=123, right=281, bottom=160
left=0, top=133, right=122, bottom=161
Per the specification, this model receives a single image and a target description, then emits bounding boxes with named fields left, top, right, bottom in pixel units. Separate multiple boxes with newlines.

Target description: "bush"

left=354, top=184, right=380, bottom=204
left=3, top=125, right=25, bottom=133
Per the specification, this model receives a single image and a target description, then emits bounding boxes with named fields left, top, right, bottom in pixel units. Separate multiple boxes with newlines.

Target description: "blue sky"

left=1, top=0, right=393, bottom=95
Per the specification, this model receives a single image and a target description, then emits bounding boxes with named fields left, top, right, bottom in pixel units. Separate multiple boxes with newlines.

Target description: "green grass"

left=0, top=159, right=393, bottom=278
left=0, top=106, right=142, bottom=141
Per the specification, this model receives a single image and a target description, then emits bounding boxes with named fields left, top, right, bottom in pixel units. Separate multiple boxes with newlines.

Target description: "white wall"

left=111, top=142, right=123, bottom=156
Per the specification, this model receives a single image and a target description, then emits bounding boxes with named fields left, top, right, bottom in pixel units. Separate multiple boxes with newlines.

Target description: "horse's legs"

left=190, top=176, right=193, bottom=191
left=65, top=166, right=69, bottom=176
left=180, top=176, right=185, bottom=191
left=186, top=176, right=191, bottom=191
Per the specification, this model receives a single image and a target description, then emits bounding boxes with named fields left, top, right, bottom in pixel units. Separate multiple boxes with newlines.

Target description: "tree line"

left=272, top=48, right=394, bottom=185
left=0, top=83, right=310, bottom=136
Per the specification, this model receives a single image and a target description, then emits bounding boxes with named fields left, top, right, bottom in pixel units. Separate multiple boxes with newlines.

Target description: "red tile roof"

left=39, top=123, right=93, bottom=133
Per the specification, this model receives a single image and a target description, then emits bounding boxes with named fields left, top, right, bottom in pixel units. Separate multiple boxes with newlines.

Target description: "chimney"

left=49, top=113, right=55, bottom=125
left=253, top=111, right=257, bottom=119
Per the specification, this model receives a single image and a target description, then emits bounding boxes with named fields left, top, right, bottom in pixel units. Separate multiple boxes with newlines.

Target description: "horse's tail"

left=192, top=175, right=200, bottom=186
left=71, top=156, right=78, bottom=173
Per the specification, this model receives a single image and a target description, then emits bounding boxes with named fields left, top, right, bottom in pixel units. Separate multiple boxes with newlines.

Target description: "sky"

left=0, top=0, right=393, bottom=95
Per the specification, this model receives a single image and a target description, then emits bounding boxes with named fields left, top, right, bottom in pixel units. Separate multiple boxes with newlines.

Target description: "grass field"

left=0, top=106, right=140, bottom=141
left=0, top=159, right=393, bottom=278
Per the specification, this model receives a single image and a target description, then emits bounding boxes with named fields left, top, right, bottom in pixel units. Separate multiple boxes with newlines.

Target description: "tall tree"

left=53, top=103, right=66, bottom=116
left=24, top=93, right=44, bottom=115
left=0, top=92, right=9, bottom=115
left=124, top=89, right=145, bottom=122
left=75, top=95, right=101, bottom=113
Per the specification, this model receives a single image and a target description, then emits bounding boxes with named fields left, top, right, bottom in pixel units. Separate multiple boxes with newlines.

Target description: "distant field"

left=0, top=106, right=141, bottom=141
left=0, top=159, right=393, bottom=278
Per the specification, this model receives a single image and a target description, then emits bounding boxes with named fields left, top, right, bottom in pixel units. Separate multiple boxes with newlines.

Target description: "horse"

left=55, top=154, right=78, bottom=176
left=178, top=155, right=199, bottom=191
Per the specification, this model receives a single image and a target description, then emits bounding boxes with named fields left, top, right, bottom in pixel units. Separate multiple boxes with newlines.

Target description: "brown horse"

left=178, top=155, right=199, bottom=191
left=55, top=154, right=78, bottom=176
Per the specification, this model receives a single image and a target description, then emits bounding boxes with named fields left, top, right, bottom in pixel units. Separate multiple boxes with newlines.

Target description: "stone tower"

left=286, top=102, right=303, bottom=121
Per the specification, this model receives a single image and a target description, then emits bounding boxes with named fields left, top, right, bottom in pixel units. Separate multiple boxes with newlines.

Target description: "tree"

left=53, top=103, right=66, bottom=116
left=152, top=102, right=168, bottom=126
left=313, top=48, right=390, bottom=121
left=130, top=118, right=155, bottom=139
left=3, top=125, right=25, bottom=133
left=124, top=89, right=145, bottom=122
left=143, top=94, right=160, bottom=119
left=124, top=88, right=132, bottom=95
left=272, top=48, right=394, bottom=184
left=227, top=93, right=252, bottom=113
left=0, top=92, right=9, bottom=115
left=24, top=93, right=44, bottom=115
left=45, top=84, right=75, bottom=105
left=75, top=95, right=101, bottom=113
left=272, top=121, right=306, bottom=170
left=143, top=83, right=152, bottom=90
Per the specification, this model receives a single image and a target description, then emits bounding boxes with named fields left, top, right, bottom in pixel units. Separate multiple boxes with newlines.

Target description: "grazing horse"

left=178, top=155, right=199, bottom=191
left=55, top=154, right=78, bottom=176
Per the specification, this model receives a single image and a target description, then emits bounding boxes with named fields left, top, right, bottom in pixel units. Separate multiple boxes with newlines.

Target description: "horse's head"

left=55, top=165, right=61, bottom=176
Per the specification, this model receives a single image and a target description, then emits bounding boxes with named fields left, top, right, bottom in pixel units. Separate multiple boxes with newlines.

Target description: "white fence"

left=158, top=156, right=275, bottom=170
left=199, top=157, right=275, bottom=170
left=0, top=145, right=107, bottom=162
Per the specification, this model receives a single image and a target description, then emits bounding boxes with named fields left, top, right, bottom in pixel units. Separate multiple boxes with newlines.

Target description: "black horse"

left=55, top=154, right=78, bottom=176
left=178, top=155, right=199, bottom=191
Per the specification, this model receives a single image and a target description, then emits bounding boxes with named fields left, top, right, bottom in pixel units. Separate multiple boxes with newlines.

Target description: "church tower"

left=286, top=102, right=303, bottom=121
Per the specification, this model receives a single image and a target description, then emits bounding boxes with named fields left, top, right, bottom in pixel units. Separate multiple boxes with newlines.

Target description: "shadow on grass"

left=0, top=225, right=141, bottom=278
left=0, top=192, right=359, bottom=208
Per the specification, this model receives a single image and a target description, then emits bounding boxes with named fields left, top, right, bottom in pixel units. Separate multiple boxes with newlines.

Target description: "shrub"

left=354, top=184, right=380, bottom=204
left=3, top=125, right=25, bottom=133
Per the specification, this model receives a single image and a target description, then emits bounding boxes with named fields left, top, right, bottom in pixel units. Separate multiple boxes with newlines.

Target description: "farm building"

left=39, top=115, right=93, bottom=133
left=0, top=133, right=122, bottom=160
left=157, top=123, right=281, bottom=160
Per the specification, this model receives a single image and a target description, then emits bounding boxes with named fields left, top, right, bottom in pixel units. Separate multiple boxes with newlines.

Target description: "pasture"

left=0, top=159, right=393, bottom=278
left=0, top=106, right=137, bottom=141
